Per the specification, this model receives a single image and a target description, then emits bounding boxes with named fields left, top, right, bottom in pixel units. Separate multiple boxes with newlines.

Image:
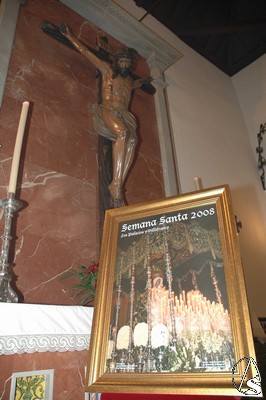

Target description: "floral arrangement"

left=63, top=261, right=99, bottom=305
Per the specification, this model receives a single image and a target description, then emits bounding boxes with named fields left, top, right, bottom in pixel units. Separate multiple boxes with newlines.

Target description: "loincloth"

left=90, top=103, right=137, bottom=140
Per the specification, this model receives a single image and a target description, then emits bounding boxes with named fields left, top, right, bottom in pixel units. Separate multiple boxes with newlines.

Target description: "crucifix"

left=41, top=21, right=155, bottom=213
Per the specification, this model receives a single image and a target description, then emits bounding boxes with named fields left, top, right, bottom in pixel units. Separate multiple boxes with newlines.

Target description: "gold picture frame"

left=86, top=185, right=258, bottom=395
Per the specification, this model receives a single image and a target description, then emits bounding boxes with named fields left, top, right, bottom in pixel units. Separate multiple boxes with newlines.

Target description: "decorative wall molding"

left=0, top=0, right=20, bottom=107
left=59, top=0, right=182, bottom=196
left=256, top=122, right=266, bottom=190
left=59, top=0, right=182, bottom=71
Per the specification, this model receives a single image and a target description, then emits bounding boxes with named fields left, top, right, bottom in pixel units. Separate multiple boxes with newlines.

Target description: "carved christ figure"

left=60, top=23, right=153, bottom=205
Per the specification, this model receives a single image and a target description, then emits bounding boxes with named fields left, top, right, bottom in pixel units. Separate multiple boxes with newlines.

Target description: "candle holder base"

left=0, top=196, right=23, bottom=303
left=0, top=272, right=18, bottom=303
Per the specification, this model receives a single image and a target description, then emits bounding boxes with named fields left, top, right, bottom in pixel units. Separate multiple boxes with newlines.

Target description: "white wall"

left=231, top=56, right=266, bottom=316
left=165, top=50, right=266, bottom=317
left=115, top=0, right=266, bottom=317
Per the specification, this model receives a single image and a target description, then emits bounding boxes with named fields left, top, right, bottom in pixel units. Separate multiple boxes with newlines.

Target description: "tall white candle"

left=194, top=177, right=203, bottom=191
left=8, top=101, right=30, bottom=194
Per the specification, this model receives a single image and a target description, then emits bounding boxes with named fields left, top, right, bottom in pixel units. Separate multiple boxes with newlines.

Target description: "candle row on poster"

left=150, top=288, right=231, bottom=335
left=110, top=288, right=231, bottom=350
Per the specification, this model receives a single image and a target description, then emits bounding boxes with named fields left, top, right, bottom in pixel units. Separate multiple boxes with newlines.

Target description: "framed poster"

left=86, top=185, right=258, bottom=395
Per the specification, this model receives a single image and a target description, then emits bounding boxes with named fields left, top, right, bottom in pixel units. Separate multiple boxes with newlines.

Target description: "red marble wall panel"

left=0, top=0, right=164, bottom=398
left=0, top=0, right=164, bottom=305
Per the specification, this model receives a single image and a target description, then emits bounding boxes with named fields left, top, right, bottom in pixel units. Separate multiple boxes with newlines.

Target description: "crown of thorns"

left=113, top=47, right=136, bottom=63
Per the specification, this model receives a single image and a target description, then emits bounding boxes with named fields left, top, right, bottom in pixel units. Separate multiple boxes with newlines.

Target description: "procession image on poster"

left=106, top=203, right=234, bottom=373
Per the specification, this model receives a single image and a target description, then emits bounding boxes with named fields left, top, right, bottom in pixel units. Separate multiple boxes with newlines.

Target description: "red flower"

left=86, top=263, right=99, bottom=274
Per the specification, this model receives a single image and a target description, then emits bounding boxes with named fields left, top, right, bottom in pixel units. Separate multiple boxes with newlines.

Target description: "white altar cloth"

left=0, top=303, right=93, bottom=355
